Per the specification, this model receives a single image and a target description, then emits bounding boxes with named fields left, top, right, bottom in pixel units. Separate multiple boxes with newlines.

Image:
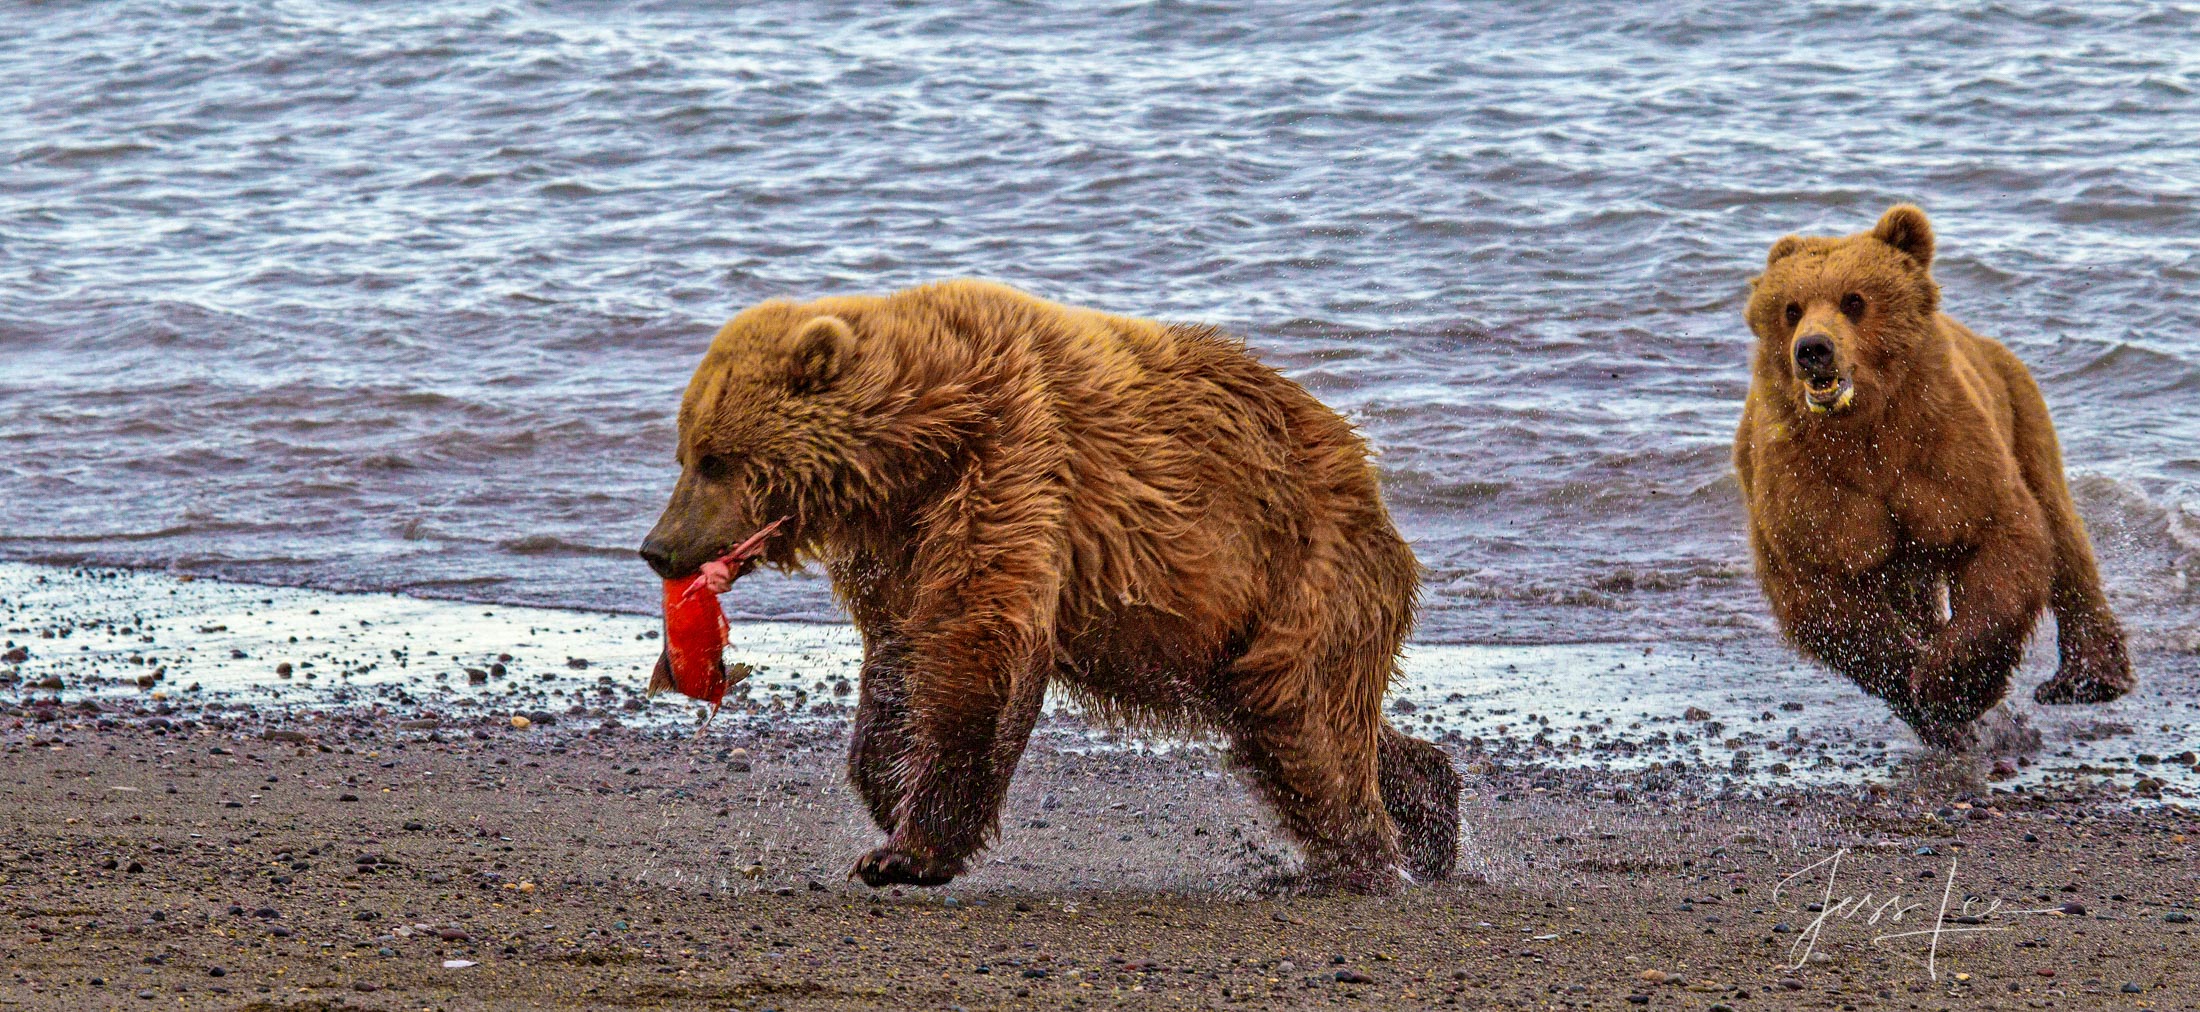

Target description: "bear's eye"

left=694, top=454, right=733, bottom=482
left=1783, top=302, right=1802, bottom=326
left=1840, top=293, right=1866, bottom=320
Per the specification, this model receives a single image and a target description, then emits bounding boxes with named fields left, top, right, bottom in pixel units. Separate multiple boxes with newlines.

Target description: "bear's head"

left=1745, top=204, right=1942, bottom=420
left=638, top=297, right=973, bottom=581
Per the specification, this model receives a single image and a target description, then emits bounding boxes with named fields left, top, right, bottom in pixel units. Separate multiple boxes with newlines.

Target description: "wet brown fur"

left=1735, top=206, right=2132, bottom=749
left=642, top=279, right=1459, bottom=892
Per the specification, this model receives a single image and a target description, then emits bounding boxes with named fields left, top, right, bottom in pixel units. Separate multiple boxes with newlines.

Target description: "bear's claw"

left=850, top=846, right=961, bottom=888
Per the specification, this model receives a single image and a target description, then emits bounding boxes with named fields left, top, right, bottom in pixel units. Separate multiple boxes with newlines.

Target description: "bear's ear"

left=788, top=315, right=852, bottom=394
left=1765, top=235, right=1807, bottom=268
left=1871, top=204, right=1934, bottom=268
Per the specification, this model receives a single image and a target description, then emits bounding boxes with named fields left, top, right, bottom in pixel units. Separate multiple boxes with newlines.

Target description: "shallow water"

left=2, top=2, right=2197, bottom=650
left=7, top=563, right=2195, bottom=801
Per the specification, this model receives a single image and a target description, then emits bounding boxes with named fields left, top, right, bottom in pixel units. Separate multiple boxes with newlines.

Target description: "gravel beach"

left=3, top=564, right=2197, bottom=1010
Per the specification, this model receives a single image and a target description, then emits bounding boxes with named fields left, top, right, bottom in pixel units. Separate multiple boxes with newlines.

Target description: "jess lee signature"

left=1770, top=848, right=2067, bottom=979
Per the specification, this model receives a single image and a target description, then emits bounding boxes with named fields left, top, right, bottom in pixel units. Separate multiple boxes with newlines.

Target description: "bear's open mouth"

left=1802, top=375, right=1854, bottom=413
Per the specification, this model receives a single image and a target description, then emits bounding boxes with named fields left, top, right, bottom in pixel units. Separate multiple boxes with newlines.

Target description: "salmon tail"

left=646, top=649, right=675, bottom=698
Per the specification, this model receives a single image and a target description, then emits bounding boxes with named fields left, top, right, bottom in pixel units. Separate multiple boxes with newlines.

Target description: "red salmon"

left=647, top=519, right=784, bottom=710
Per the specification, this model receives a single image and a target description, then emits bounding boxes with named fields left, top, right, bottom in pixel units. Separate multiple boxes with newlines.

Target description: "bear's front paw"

left=850, top=846, right=962, bottom=888
left=2035, top=655, right=2133, bottom=706
left=2038, top=625, right=2134, bottom=705
left=1910, top=719, right=1978, bottom=753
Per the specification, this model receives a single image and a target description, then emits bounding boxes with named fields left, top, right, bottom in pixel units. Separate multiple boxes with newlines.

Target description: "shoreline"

left=8, top=562, right=2197, bottom=803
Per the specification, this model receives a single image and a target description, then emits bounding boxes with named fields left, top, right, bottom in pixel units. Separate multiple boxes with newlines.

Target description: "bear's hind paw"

left=850, top=846, right=962, bottom=888
left=1245, top=863, right=1407, bottom=898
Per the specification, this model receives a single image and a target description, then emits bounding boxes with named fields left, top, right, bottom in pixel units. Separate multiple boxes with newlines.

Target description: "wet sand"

left=3, top=564, right=2199, bottom=1009
left=3, top=715, right=2197, bottom=1010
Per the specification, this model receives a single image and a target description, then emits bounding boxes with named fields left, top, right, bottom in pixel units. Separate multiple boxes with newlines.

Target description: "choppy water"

left=4, top=1, right=2197, bottom=648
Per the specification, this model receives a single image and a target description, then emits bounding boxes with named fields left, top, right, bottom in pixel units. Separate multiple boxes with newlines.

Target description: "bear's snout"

left=637, top=537, right=684, bottom=580
left=1792, top=332, right=1838, bottom=380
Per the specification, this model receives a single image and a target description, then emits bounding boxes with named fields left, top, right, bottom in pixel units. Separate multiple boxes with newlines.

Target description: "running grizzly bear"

left=639, top=279, right=1459, bottom=893
left=1735, top=205, right=2133, bottom=749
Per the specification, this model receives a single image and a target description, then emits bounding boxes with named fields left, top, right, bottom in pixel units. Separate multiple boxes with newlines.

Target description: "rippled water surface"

left=3, top=1, right=2197, bottom=647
